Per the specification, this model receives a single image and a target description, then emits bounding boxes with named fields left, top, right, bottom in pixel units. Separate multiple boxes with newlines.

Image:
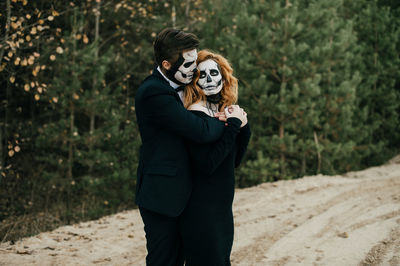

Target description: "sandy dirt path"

left=1, top=158, right=399, bottom=265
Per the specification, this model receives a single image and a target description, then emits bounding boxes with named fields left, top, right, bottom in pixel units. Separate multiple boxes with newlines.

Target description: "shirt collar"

left=157, top=66, right=180, bottom=89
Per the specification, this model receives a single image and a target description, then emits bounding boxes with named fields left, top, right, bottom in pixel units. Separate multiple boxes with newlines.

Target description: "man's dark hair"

left=154, top=28, right=199, bottom=67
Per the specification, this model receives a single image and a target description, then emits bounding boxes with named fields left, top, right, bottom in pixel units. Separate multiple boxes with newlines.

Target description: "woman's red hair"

left=184, top=50, right=238, bottom=111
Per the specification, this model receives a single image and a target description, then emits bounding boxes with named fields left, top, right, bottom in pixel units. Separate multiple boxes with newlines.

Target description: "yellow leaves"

left=11, top=22, right=19, bottom=30
left=83, top=34, right=89, bottom=44
left=38, top=19, right=44, bottom=25
left=50, top=54, right=56, bottom=61
left=20, top=58, right=27, bottom=66
left=37, top=87, right=43, bottom=93
left=52, top=10, right=60, bottom=17
left=11, top=16, right=17, bottom=21
left=75, top=34, right=82, bottom=40
left=26, top=14, right=31, bottom=19
left=0, top=63, right=6, bottom=72
left=30, top=27, right=37, bottom=35
left=48, top=16, right=54, bottom=21
left=56, top=47, right=64, bottom=54
left=73, top=93, right=80, bottom=100
left=8, top=145, right=21, bottom=157
left=8, top=51, right=13, bottom=58
left=24, top=84, right=30, bottom=91
left=34, top=94, right=40, bottom=101
left=10, top=76, right=16, bottom=83
left=32, top=65, right=40, bottom=76
left=26, top=35, right=31, bottom=41
left=12, top=54, right=37, bottom=67
left=52, top=97, right=58, bottom=103
left=28, top=55, right=35, bottom=65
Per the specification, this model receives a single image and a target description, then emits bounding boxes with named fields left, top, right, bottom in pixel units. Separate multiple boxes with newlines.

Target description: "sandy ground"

left=1, top=157, right=399, bottom=266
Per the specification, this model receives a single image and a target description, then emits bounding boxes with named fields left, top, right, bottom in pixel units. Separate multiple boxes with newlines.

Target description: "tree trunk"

left=89, top=0, right=101, bottom=176
left=313, top=130, right=321, bottom=174
left=0, top=0, right=11, bottom=61
left=185, top=0, right=190, bottom=17
left=172, top=3, right=176, bottom=28
left=66, top=8, right=79, bottom=224
left=0, top=0, right=11, bottom=173
left=278, top=0, right=290, bottom=179
left=279, top=121, right=286, bottom=178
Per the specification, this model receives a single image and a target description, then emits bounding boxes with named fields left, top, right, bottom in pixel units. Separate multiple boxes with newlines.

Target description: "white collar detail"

left=157, top=66, right=180, bottom=89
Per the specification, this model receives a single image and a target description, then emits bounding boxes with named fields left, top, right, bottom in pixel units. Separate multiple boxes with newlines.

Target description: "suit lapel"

left=152, top=68, right=184, bottom=105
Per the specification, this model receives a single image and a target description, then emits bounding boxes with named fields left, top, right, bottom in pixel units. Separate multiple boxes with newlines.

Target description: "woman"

left=181, top=50, right=251, bottom=265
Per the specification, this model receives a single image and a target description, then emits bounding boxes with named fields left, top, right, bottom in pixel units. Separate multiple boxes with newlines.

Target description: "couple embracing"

left=135, top=28, right=251, bottom=266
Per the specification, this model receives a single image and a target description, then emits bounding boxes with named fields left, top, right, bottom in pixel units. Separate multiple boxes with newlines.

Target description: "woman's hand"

left=224, top=105, right=247, bottom=127
left=240, top=109, right=248, bottom=128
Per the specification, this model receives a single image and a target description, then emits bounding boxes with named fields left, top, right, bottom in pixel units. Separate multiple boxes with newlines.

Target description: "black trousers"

left=139, top=207, right=185, bottom=266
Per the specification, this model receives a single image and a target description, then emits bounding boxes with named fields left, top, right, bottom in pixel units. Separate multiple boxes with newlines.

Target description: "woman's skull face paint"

left=197, top=59, right=223, bottom=96
left=166, top=49, right=198, bottom=85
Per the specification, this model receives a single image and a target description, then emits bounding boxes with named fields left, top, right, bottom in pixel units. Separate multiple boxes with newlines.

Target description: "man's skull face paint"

left=197, top=59, right=223, bottom=96
left=167, top=49, right=197, bottom=85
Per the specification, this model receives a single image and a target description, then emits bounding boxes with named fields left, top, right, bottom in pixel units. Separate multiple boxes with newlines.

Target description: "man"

left=135, top=28, right=242, bottom=265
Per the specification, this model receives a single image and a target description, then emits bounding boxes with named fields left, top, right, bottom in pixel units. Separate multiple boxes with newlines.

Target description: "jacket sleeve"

left=188, top=116, right=242, bottom=176
left=141, top=90, right=224, bottom=143
left=234, top=123, right=251, bottom=168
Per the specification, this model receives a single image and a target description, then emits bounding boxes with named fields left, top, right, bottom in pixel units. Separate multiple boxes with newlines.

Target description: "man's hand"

left=215, top=112, right=227, bottom=122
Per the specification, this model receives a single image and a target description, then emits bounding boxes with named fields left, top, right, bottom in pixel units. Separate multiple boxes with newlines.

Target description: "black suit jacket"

left=134, top=68, right=225, bottom=217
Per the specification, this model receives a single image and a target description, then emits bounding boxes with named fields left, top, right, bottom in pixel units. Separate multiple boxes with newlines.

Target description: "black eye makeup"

left=199, top=71, right=206, bottom=78
left=210, top=69, right=219, bottom=76
left=183, top=61, right=194, bottom=68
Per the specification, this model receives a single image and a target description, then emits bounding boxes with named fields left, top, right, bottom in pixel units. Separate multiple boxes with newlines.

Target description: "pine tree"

left=199, top=0, right=361, bottom=184
left=345, top=0, right=400, bottom=167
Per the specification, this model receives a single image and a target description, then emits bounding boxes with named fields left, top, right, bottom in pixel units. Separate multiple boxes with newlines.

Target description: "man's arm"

left=141, top=91, right=224, bottom=143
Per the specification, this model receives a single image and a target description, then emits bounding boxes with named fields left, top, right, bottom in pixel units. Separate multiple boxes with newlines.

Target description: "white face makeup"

left=197, top=59, right=223, bottom=96
left=174, top=49, right=198, bottom=84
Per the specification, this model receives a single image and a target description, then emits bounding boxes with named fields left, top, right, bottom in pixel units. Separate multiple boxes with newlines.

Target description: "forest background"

left=0, top=0, right=399, bottom=241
